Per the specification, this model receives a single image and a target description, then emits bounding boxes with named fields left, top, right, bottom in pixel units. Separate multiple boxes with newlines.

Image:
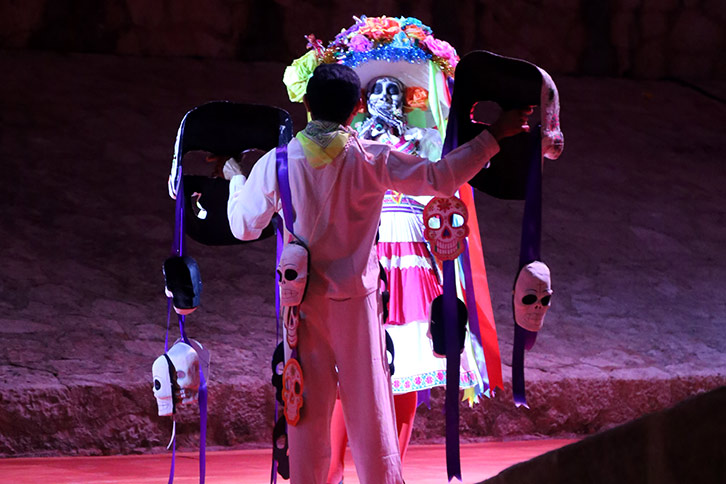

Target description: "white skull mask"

left=537, top=67, right=564, bottom=161
left=282, top=358, right=304, bottom=426
left=367, top=76, right=405, bottom=133
left=423, top=196, right=469, bottom=260
left=513, top=261, right=553, bottom=332
left=152, top=354, right=176, bottom=416
left=167, top=341, right=200, bottom=405
left=278, top=241, right=309, bottom=306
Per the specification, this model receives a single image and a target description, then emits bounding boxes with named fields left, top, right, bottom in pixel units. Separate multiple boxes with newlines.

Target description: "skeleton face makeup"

left=366, top=76, right=405, bottom=133
left=167, top=341, right=201, bottom=405
left=277, top=241, right=309, bottom=307
left=513, top=261, right=553, bottom=332
left=423, top=196, right=469, bottom=260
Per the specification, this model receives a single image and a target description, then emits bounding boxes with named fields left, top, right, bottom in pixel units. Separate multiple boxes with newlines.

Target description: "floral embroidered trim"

left=391, top=369, right=477, bottom=394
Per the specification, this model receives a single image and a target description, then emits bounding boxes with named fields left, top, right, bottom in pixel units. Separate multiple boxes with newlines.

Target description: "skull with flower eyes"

left=423, top=196, right=469, bottom=260
left=513, top=261, right=553, bottom=332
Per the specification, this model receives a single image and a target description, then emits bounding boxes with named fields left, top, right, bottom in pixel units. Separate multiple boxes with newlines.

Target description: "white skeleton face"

left=513, top=261, right=553, bottom=332
left=367, top=76, right=404, bottom=120
left=167, top=342, right=200, bottom=405
left=423, top=196, right=469, bottom=260
left=277, top=241, right=308, bottom=306
left=152, top=354, right=175, bottom=416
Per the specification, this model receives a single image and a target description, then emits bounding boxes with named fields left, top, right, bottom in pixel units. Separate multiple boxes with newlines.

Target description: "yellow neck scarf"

left=296, top=120, right=350, bottom=168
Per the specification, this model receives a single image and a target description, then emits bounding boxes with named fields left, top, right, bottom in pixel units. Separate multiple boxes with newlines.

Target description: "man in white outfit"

left=227, top=63, right=530, bottom=484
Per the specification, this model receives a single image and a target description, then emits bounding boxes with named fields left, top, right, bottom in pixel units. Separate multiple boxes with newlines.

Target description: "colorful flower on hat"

left=358, top=16, right=401, bottom=42
left=349, top=34, right=373, bottom=53
left=405, top=86, right=429, bottom=111
left=403, top=24, right=428, bottom=42
left=423, top=36, right=457, bottom=62
left=282, top=49, right=321, bottom=103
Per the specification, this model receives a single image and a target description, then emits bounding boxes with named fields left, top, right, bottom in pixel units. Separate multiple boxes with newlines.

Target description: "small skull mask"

left=282, top=358, right=304, bottom=426
left=513, top=261, right=553, bottom=332
left=278, top=240, right=309, bottom=307
left=167, top=341, right=201, bottom=405
left=423, top=196, right=469, bottom=260
left=152, top=354, right=177, bottom=416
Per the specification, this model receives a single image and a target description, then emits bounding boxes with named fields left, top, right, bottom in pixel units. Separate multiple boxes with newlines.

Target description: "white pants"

left=285, top=290, right=404, bottom=484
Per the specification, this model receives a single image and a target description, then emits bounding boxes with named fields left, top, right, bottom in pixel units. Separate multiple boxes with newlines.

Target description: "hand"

left=222, top=158, right=244, bottom=181
left=488, top=106, right=534, bottom=141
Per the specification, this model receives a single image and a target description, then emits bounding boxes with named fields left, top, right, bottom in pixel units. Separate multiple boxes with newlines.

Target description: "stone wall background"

left=1, top=0, right=725, bottom=79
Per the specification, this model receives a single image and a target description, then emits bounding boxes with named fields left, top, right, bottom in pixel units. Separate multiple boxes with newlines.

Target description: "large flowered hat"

left=283, top=15, right=459, bottom=135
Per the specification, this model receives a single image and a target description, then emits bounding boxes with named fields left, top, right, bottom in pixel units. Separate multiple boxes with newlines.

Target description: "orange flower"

left=404, top=25, right=427, bottom=42
left=405, top=86, right=429, bottom=111
left=358, top=16, right=401, bottom=41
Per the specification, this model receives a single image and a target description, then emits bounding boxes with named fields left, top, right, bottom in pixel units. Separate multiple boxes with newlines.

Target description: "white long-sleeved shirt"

left=227, top=128, right=499, bottom=299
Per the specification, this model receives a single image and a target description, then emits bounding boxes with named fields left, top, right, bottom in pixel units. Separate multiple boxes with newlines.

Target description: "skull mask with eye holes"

left=513, top=261, right=553, bottom=332
left=277, top=240, right=309, bottom=307
left=423, top=196, right=469, bottom=261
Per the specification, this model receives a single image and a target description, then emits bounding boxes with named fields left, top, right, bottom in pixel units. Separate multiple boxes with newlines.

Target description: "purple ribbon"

left=269, top=145, right=296, bottom=483
left=168, top=436, right=175, bottom=484
left=512, top=129, right=542, bottom=407
left=275, top=145, right=295, bottom=233
left=198, top=368, right=207, bottom=483
left=417, top=389, right=431, bottom=409
left=442, top=260, right=462, bottom=482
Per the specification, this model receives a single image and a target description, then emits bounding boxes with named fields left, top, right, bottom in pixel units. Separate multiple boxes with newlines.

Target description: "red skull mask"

left=423, top=196, right=469, bottom=260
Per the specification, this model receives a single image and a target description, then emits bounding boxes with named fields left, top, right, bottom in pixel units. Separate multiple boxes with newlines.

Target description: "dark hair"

left=306, top=64, right=361, bottom=124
